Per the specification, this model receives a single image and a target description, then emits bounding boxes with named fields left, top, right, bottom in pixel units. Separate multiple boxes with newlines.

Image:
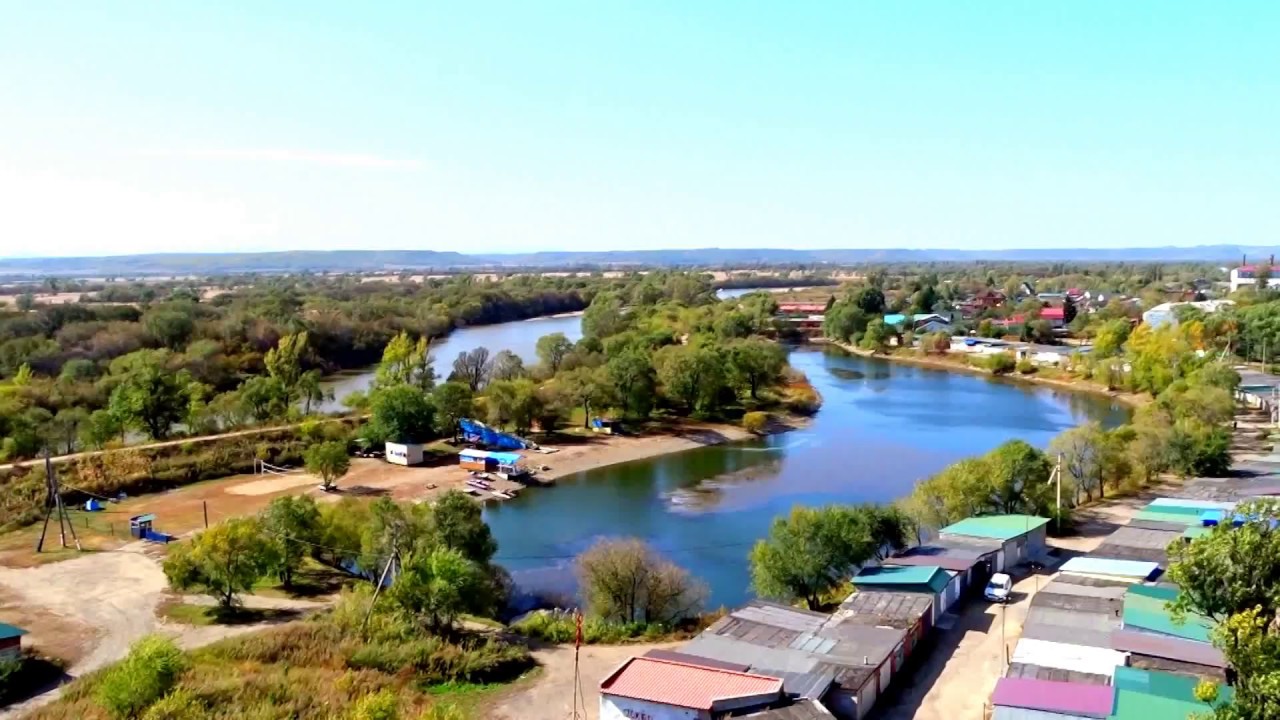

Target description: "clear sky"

left=1, top=2, right=1277, bottom=258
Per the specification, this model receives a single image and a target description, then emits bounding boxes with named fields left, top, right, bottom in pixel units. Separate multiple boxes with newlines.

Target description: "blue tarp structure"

left=85, top=498, right=103, bottom=512
left=459, top=418, right=534, bottom=450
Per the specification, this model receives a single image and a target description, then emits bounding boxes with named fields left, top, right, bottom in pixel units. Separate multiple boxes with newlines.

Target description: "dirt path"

left=487, top=642, right=681, bottom=720
left=0, top=546, right=324, bottom=719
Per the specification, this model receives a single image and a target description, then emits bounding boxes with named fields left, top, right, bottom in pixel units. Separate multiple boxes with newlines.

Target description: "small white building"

left=384, top=442, right=424, bottom=466
left=599, top=656, right=784, bottom=720
left=1142, top=299, right=1234, bottom=328
left=1230, top=265, right=1280, bottom=292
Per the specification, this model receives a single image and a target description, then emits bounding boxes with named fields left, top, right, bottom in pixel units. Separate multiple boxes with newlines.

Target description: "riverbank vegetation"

left=0, top=272, right=654, bottom=462
left=351, top=275, right=816, bottom=455
left=749, top=505, right=914, bottom=610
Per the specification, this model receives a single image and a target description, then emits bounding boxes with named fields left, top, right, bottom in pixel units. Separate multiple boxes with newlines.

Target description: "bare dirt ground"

left=487, top=641, right=680, bottom=720
left=0, top=544, right=323, bottom=718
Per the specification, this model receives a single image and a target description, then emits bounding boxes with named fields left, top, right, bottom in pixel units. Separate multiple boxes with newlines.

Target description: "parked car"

left=984, top=573, right=1013, bottom=603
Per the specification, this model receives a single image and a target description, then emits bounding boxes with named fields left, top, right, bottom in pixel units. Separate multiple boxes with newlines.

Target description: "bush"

left=348, top=689, right=399, bottom=720
left=741, top=411, right=770, bottom=434
left=1016, top=359, right=1036, bottom=374
left=986, top=352, right=1017, bottom=375
left=783, top=387, right=821, bottom=416
left=142, top=688, right=209, bottom=720
left=510, top=610, right=672, bottom=645
left=94, top=635, right=187, bottom=720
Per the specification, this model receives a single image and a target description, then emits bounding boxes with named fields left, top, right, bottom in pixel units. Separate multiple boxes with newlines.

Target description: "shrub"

left=1016, top=359, right=1036, bottom=374
left=94, top=635, right=187, bottom=720
left=741, top=411, right=770, bottom=434
left=510, top=610, right=668, bottom=644
left=576, top=538, right=707, bottom=624
left=142, top=688, right=209, bottom=720
left=986, top=352, right=1017, bottom=375
left=783, top=388, right=821, bottom=416
left=348, top=689, right=399, bottom=720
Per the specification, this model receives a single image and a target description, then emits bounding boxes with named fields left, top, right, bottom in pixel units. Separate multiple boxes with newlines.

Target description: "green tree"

left=749, top=506, right=877, bottom=610
left=852, top=286, right=886, bottom=315
left=108, top=356, right=193, bottom=440
left=859, top=318, right=893, bottom=354
left=142, top=305, right=196, bottom=350
left=388, top=546, right=491, bottom=632
left=490, top=350, right=526, bottom=382
left=654, top=343, right=727, bottom=415
left=296, top=369, right=331, bottom=415
left=727, top=338, right=786, bottom=400
left=94, top=635, right=187, bottom=720
left=365, top=384, right=436, bottom=444
left=559, top=365, right=611, bottom=427
left=260, top=495, right=322, bottom=587
left=1092, top=318, right=1132, bottom=357
left=582, top=292, right=629, bottom=339
left=1167, top=500, right=1280, bottom=719
left=14, top=293, right=35, bottom=312
left=163, top=517, right=279, bottom=608
left=576, top=538, right=707, bottom=624
left=430, top=382, right=474, bottom=439
left=80, top=408, right=126, bottom=448
left=374, top=331, right=435, bottom=391
left=48, top=407, right=88, bottom=454
left=429, top=490, right=498, bottom=565
left=264, top=331, right=309, bottom=401
left=1049, top=421, right=1105, bottom=503
left=304, top=440, right=351, bottom=491
left=605, top=349, right=656, bottom=419
left=823, top=300, right=869, bottom=343
left=536, top=332, right=574, bottom=374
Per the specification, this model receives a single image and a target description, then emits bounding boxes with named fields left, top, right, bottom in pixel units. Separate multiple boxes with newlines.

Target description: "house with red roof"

left=599, top=655, right=785, bottom=719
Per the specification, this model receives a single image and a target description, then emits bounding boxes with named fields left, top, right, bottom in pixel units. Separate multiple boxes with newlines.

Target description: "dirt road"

left=488, top=642, right=680, bottom=720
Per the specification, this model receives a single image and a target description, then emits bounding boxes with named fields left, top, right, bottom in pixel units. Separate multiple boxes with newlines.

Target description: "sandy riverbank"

left=826, top=340, right=1148, bottom=407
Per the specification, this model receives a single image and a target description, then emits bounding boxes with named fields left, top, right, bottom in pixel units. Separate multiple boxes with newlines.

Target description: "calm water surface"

left=317, top=314, right=583, bottom=411
left=318, top=312, right=1131, bottom=606
left=484, top=344, right=1130, bottom=607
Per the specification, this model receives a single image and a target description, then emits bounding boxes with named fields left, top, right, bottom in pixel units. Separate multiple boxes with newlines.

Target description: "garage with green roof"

left=853, top=565, right=960, bottom=623
left=939, top=515, right=1050, bottom=572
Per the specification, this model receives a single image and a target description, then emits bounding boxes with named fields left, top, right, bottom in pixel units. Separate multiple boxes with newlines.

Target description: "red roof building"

left=1040, top=307, right=1065, bottom=321
left=777, top=302, right=828, bottom=315
left=600, top=656, right=784, bottom=717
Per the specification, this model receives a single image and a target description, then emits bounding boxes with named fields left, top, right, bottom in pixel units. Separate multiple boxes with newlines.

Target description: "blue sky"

left=1, top=2, right=1277, bottom=257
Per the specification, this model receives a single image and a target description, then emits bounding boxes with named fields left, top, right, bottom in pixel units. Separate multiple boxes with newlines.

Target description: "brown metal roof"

left=642, top=648, right=749, bottom=672
left=1110, top=629, right=1227, bottom=668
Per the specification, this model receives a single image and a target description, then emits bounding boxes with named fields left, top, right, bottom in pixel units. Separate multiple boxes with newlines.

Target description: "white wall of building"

left=385, top=442, right=424, bottom=466
left=600, top=696, right=707, bottom=720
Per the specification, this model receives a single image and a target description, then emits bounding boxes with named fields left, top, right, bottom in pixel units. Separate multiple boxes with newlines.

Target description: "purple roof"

left=992, top=677, right=1115, bottom=718
left=1110, top=629, right=1227, bottom=668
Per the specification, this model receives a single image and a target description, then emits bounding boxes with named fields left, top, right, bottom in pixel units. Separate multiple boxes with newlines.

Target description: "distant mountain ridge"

left=1, top=245, right=1273, bottom=276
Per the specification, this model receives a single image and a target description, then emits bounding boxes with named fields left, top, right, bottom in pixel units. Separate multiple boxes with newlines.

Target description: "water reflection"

left=486, top=345, right=1132, bottom=607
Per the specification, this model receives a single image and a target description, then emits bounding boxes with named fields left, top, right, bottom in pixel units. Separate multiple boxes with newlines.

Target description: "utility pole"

left=36, top=448, right=81, bottom=553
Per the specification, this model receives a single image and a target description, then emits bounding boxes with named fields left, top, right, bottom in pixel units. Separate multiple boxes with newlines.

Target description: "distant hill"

left=0, top=245, right=1273, bottom=277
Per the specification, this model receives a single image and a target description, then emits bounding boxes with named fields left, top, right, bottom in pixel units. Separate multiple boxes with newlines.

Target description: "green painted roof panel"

left=1132, top=510, right=1201, bottom=527
left=1109, top=689, right=1214, bottom=720
left=1122, top=587, right=1215, bottom=643
left=940, top=515, right=1050, bottom=541
left=854, top=565, right=950, bottom=594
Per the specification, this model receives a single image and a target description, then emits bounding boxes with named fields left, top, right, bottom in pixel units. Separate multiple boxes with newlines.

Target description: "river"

left=316, top=313, right=584, bottom=412
left=483, top=345, right=1130, bottom=608
left=318, top=307, right=1131, bottom=607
